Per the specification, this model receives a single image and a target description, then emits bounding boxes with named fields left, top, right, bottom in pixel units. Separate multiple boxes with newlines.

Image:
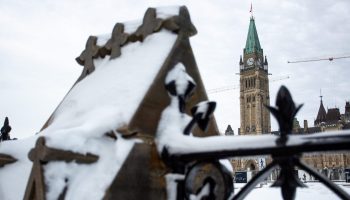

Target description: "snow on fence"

left=156, top=66, right=350, bottom=200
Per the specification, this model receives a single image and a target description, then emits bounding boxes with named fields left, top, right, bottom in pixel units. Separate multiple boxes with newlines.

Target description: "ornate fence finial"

left=266, top=86, right=303, bottom=145
left=164, top=63, right=196, bottom=113
left=265, top=86, right=306, bottom=200
left=1, top=117, right=12, bottom=141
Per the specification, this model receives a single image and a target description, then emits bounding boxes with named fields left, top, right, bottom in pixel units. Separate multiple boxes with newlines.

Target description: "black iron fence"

left=161, top=67, right=350, bottom=200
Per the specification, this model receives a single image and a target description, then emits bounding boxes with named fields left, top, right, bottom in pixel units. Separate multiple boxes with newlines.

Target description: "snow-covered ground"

left=235, top=182, right=350, bottom=200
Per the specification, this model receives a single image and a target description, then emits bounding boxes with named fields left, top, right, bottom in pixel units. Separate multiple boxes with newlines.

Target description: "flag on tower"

left=250, top=3, right=253, bottom=13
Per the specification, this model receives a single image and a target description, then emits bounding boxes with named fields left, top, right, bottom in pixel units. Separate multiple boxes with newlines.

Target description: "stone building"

left=302, top=99, right=350, bottom=178
left=239, top=16, right=271, bottom=135
left=314, top=96, right=344, bottom=131
left=271, top=98, right=350, bottom=179
left=232, top=15, right=350, bottom=178
left=231, top=15, right=270, bottom=172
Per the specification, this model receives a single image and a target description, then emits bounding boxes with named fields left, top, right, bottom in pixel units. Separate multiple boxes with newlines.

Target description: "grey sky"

left=0, top=0, right=349, bottom=138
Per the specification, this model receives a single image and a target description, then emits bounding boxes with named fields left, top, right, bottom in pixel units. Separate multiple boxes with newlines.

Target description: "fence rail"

left=164, top=130, right=350, bottom=162
left=161, top=72, right=350, bottom=200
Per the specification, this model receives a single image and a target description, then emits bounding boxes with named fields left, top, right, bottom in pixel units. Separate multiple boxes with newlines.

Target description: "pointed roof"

left=315, top=99, right=327, bottom=125
left=225, top=125, right=234, bottom=135
left=326, top=108, right=341, bottom=124
left=244, top=17, right=263, bottom=54
left=0, top=6, right=219, bottom=200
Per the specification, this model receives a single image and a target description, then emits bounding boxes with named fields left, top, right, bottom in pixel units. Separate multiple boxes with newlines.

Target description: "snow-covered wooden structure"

left=0, top=6, right=220, bottom=200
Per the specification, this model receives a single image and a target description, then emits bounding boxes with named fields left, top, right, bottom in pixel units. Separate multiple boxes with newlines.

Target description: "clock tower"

left=239, top=16, right=271, bottom=135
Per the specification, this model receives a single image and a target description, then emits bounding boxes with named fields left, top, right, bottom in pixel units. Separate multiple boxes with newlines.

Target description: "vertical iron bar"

left=232, top=161, right=278, bottom=200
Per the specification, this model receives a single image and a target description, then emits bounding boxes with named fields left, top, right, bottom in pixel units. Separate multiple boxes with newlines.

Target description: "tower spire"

left=315, top=91, right=326, bottom=126
left=244, top=16, right=262, bottom=54
left=250, top=3, right=253, bottom=18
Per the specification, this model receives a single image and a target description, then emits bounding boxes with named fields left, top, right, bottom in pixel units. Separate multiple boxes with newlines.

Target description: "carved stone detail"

left=100, top=23, right=128, bottom=59
left=162, top=6, right=197, bottom=37
left=133, top=8, right=162, bottom=41
left=76, top=36, right=100, bottom=81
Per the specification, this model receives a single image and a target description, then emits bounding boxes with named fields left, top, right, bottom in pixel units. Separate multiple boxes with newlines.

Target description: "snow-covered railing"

left=157, top=66, right=350, bottom=200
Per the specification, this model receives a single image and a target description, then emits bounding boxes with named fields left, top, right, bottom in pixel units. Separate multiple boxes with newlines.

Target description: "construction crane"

left=287, top=54, right=350, bottom=64
left=208, top=75, right=290, bottom=94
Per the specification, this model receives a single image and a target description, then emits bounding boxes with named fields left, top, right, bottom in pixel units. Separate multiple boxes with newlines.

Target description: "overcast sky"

left=0, top=0, right=349, bottom=138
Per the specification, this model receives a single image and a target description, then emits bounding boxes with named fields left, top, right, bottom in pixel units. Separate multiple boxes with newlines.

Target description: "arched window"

left=254, top=78, right=256, bottom=87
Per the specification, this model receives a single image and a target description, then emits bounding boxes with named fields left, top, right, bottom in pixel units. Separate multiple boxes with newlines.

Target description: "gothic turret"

left=315, top=96, right=327, bottom=126
left=345, top=102, right=350, bottom=122
left=225, top=125, right=234, bottom=135
left=239, top=55, right=244, bottom=70
left=263, top=55, right=268, bottom=70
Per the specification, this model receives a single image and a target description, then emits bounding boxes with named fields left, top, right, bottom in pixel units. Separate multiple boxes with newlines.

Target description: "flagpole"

left=250, top=2, right=253, bottom=19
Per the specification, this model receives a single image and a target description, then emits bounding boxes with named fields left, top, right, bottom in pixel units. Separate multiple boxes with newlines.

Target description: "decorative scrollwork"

left=164, top=63, right=196, bottom=113
left=185, top=161, right=233, bottom=200
left=183, top=101, right=216, bottom=135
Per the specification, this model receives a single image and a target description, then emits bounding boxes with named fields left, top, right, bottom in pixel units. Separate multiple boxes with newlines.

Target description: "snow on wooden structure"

left=0, top=6, right=220, bottom=200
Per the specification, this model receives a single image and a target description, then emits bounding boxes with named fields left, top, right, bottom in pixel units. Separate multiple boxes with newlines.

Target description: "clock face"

left=247, top=57, right=254, bottom=66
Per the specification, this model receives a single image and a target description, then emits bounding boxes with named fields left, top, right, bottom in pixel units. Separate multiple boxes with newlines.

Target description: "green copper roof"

left=244, top=17, right=262, bottom=54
